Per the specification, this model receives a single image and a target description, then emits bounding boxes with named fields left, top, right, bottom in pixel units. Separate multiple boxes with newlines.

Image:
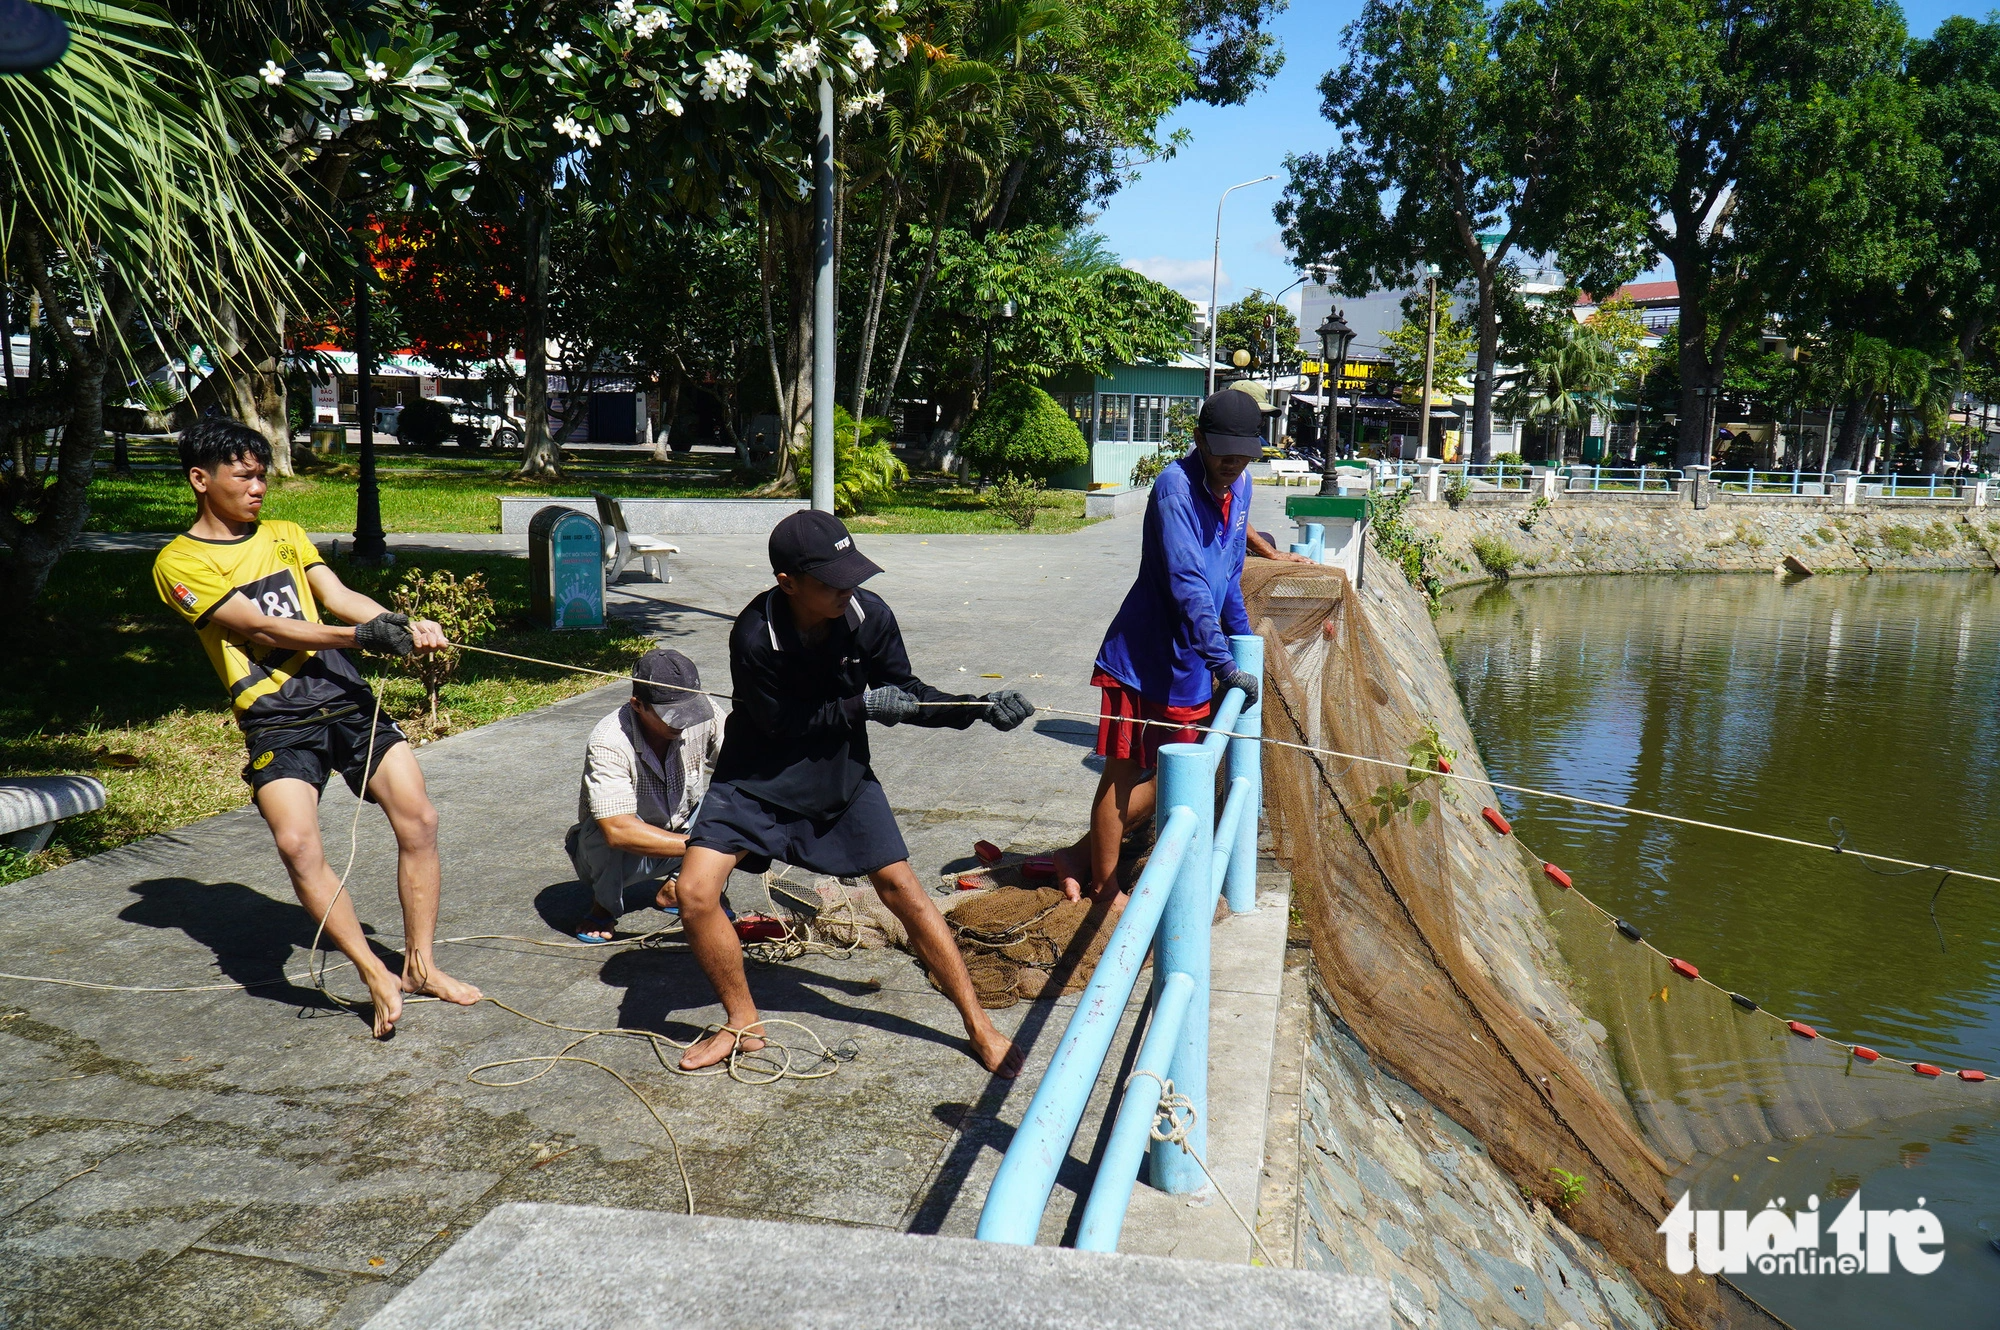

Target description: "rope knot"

left=1125, top=1068, right=1197, bottom=1146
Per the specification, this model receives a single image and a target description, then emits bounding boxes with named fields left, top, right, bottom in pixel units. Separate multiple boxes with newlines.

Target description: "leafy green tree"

left=1214, top=289, right=1299, bottom=370
left=960, top=380, right=1089, bottom=478
left=1, top=0, right=294, bottom=607
left=1382, top=296, right=1476, bottom=398
left=1606, top=0, right=1912, bottom=465
left=1498, top=317, right=1620, bottom=462
left=1277, top=0, right=1657, bottom=463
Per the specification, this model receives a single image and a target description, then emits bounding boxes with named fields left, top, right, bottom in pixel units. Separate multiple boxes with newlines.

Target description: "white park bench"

left=0, top=775, right=106, bottom=855
left=1267, top=458, right=1314, bottom=486
left=592, top=492, right=680, bottom=583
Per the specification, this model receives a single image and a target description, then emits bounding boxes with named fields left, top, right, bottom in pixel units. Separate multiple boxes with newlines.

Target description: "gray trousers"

left=565, top=821, right=678, bottom=915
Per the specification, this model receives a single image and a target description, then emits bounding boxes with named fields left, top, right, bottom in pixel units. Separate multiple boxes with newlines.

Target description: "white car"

left=377, top=396, right=525, bottom=451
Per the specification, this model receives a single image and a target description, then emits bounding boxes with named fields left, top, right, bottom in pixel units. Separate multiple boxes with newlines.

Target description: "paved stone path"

left=0, top=496, right=1297, bottom=1330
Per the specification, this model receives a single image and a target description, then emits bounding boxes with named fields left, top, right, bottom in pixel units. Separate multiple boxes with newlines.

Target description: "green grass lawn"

left=80, top=462, right=1101, bottom=536
left=4, top=550, right=652, bottom=885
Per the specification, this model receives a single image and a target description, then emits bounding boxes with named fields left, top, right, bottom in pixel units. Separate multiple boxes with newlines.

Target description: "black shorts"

left=242, top=705, right=405, bottom=801
left=688, top=778, right=908, bottom=878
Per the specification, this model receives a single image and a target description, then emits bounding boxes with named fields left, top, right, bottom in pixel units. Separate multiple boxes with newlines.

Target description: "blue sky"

left=1094, top=0, right=1969, bottom=320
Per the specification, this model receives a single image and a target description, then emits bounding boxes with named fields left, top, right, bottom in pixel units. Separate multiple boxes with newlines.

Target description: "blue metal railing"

left=976, top=633, right=1265, bottom=1251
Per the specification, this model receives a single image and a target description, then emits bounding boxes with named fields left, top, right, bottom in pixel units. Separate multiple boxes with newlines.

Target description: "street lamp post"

left=1417, top=262, right=1440, bottom=461
left=1206, top=174, right=1276, bottom=396
left=1316, top=308, right=1355, bottom=495
left=810, top=74, right=836, bottom=513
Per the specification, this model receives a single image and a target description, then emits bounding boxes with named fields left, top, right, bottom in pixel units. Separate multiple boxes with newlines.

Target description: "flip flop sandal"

left=574, top=909, right=620, bottom=944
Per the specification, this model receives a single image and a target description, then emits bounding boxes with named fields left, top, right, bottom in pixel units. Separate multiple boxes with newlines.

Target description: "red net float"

left=973, top=840, right=1003, bottom=865
left=733, top=915, right=787, bottom=943
left=1788, top=1020, right=1819, bottom=1039
left=1851, top=1046, right=1881, bottom=1062
left=1914, top=1063, right=1943, bottom=1078
left=956, top=875, right=986, bottom=892
left=1543, top=864, right=1573, bottom=889
left=1481, top=807, right=1512, bottom=835
left=1958, top=1069, right=1987, bottom=1082
left=1022, top=856, right=1058, bottom=880
left=1436, top=757, right=1453, bottom=773
left=1669, top=958, right=1700, bottom=980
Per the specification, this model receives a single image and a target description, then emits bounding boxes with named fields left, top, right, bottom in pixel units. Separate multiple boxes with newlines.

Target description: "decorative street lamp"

left=1316, top=308, right=1355, bottom=495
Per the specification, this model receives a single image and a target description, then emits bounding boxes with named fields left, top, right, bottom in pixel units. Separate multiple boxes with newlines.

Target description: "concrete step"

left=363, top=1203, right=1388, bottom=1329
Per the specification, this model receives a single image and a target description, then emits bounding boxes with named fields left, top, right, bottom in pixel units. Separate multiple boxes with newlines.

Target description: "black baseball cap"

left=633, top=647, right=713, bottom=729
left=768, top=509, right=882, bottom=590
left=1197, top=389, right=1266, bottom=457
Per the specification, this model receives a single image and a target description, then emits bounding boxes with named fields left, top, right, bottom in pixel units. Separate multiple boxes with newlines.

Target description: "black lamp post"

left=1316, top=308, right=1355, bottom=495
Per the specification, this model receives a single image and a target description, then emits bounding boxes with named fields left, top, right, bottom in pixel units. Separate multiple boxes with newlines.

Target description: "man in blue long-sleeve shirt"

left=1056, top=390, right=1264, bottom=901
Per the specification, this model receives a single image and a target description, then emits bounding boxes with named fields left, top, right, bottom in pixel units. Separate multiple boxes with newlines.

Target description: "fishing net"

left=938, top=886, right=1127, bottom=1009
left=1245, top=559, right=1780, bottom=1330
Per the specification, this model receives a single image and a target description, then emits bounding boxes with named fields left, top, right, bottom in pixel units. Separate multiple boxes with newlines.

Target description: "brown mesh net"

left=938, top=886, right=1127, bottom=1008
left=1245, top=559, right=1786, bottom=1330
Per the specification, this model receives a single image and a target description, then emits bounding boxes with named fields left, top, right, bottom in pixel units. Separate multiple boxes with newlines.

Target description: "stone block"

left=1084, top=485, right=1152, bottom=520
left=362, top=1203, right=1389, bottom=1330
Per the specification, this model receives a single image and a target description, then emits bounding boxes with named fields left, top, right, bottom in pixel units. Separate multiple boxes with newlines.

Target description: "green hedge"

left=961, top=381, right=1089, bottom=480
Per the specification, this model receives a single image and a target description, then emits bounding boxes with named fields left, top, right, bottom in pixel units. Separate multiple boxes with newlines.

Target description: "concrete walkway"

left=0, top=494, right=1301, bottom=1329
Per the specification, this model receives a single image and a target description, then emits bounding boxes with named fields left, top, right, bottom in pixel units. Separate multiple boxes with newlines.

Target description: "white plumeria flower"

left=777, top=39, right=820, bottom=80
left=258, top=60, right=286, bottom=86
left=878, top=0, right=897, bottom=12
left=849, top=35, right=878, bottom=71
left=583, top=127, right=602, bottom=147
left=634, top=8, right=672, bottom=37
left=661, top=94, right=684, bottom=116
left=699, top=50, right=753, bottom=100
left=548, top=41, right=573, bottom=61
left=553, top=114, right=584, bottom=139
left=364, top=59, right=388, bottom=83
left=610, top=0, right=636, bottom=26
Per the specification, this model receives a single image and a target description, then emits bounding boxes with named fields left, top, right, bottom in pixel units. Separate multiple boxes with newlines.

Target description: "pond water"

left=1437, top=573, right=2000, bottom=1328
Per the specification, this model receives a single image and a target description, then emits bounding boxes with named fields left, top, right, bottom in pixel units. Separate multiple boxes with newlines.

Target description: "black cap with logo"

left=633, top=647, right=714, bottom=729
left=1196, top=388, right=1267, bottom=458
left=768, top=510, right=883, bottom=591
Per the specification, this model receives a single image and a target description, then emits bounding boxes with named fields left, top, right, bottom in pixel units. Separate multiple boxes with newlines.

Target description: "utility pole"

left=810, top=74, right=836, bottom=513
left=1417, top=263, right=1439, bottom=460
left=1206, top=175, right=1275, bottom=395
left=352, top=243, right=386, bottom=564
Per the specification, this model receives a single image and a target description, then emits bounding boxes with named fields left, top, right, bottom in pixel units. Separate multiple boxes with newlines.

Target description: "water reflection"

left=1439, top=573, right=2000, bottom=1326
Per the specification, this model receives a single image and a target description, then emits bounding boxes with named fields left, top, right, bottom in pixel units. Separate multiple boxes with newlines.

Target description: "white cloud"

left=1125, top=255, right=1225, bottom=303
left=1255, top=231, right=1291, bottom=260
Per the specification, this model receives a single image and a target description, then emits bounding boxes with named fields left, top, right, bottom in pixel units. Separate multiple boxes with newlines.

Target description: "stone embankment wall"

left=1286, top=562, right=1666, bottom=1330
left=1408, top=490, right=2000, bottom=591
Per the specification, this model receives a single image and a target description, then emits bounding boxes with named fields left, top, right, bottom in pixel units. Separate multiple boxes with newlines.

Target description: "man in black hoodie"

left=676, top=511, right=1034, bottom=1074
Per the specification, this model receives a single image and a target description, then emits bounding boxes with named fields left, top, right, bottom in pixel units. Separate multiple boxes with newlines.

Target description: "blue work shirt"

left=1095, top=449, right=1252, bottom=706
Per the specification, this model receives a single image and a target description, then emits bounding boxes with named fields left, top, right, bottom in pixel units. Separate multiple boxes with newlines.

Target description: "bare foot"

left=679, top=1022, right=766, bottom=1071
left=654, top=877, right=680, bottom=911
left=401, top=954, right=483, bottom=1006
left=1052, top=846, right=1088, bottom=903
left=363, top=966, right=404, bottom=1039
left=577, top=905, right=617, bottom=942
left=971, top=1026, right=1025, bottom=1079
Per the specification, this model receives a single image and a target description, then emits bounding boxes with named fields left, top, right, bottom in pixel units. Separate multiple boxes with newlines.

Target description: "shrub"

left=1520, top=494, right=1551, bottom=532
left=988, top=473, right=1047, bottom=529
left=960, top=381, right=1089, bottom=480
left=1369, top=485, right=1444, bottom=604
left=796, top=406, right=909, bottom=516
left=390, top=569, right=496, bottom=725
left=1442, top=473, right=1472, bottom=508
left=1549, top=1167, right=1588, bottom=1212
left=1470, top=534, right=1520, bottom=578
left=1494, top=451, right=1525, bottom=467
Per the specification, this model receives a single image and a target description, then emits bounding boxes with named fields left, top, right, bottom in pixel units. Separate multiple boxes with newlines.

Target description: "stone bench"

left=0, top=776, right=107, bottom=854
left=363, top=1203, right=1387, bottom=1330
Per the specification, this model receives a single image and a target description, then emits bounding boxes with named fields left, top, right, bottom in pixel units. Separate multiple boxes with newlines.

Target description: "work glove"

left=863, top=685, right=922, bottom=726
left=1217, top=666, right=1260, bottom=709
left=353, top=611, right=415, bottom=658
left=983, top=690, right=1034, bottom=732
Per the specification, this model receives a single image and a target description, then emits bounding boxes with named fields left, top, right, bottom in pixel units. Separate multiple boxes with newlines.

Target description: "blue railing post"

left=1225, top=635, right=1262, bottom=914
left=1149, top=743, right=1212, bottom=1195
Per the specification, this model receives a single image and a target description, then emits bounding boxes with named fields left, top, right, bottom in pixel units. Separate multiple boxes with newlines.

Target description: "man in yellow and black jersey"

left=153, top=420, right=482, bottom=1037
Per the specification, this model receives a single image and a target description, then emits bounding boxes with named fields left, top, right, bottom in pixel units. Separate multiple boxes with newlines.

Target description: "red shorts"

left=1092, top=670, right=1211, bottom=769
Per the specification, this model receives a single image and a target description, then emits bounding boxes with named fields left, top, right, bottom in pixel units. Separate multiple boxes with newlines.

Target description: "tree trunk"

left=0, top=349, right=112, bottom=608
left=879, top=181, right=953, bottom=419
left=1832, top=394, right=1866, bottom=469
left=768, top=203, right=816, bottom=491
left=652, top=371, right=681, bottom=462
left=851, top=177, right=903, bottom=419
left=1471, top=265, right=1497, bottom=464
left=758, top=210, right=791, bottom=464
left=517, top=185, right=560, bottom=479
